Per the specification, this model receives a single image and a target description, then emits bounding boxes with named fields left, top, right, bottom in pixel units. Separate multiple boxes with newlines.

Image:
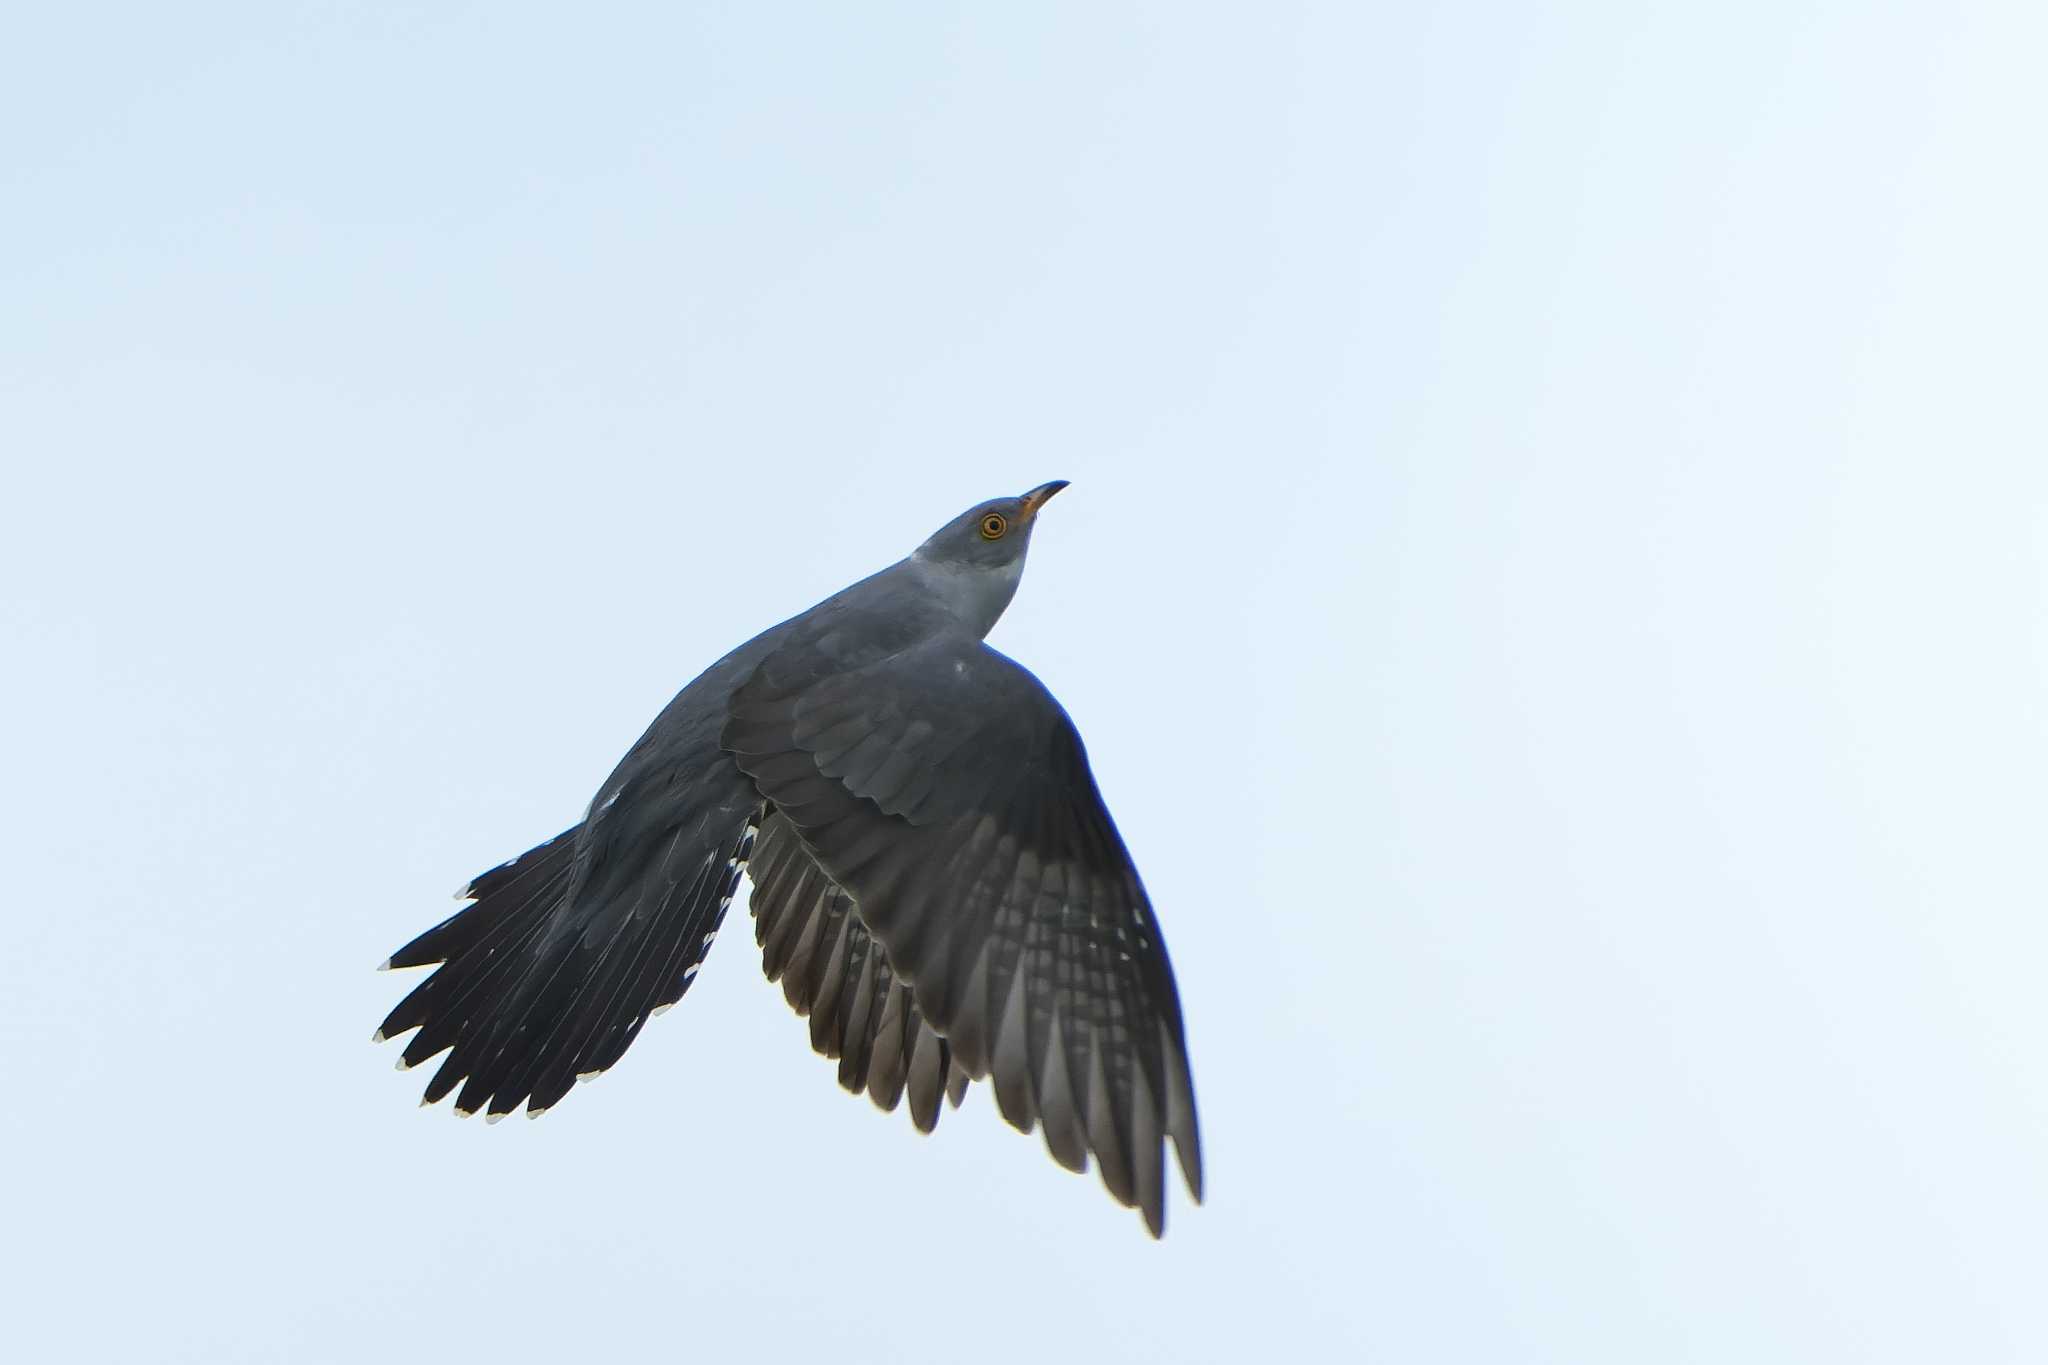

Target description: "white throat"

left=907, top=551, right=1025, bottom=639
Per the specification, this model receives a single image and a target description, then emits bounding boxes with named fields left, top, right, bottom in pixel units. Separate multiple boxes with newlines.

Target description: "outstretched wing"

left=722, top=633, right=1201, bottom=1235
left=747, top=811, right=971, bottom=1131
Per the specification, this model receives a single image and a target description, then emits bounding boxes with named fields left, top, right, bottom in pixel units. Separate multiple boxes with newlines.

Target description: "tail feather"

left=514, top=832, right=741, bottom=1117
left=394, top=903, right=553, bottom=1072
left=374, top=800, right=752, bottom=1118
left=378, top=830, right=578, bottom=1048
left=385, top=828, right=580, bottom=972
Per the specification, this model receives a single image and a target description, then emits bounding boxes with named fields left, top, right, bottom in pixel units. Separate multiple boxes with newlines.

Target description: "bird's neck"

left=903, top=552, right=1024, bottom=640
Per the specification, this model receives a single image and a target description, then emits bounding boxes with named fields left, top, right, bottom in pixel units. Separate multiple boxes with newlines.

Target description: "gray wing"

left=747, top=810, right=971, bottom=1130
left=722, top=632, right=1202, bottom=1235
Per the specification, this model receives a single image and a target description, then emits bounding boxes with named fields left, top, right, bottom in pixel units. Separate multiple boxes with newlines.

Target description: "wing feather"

left=747, top=812, right=970, bottom=1130
left=725, top=632, right=1201, bottom=1235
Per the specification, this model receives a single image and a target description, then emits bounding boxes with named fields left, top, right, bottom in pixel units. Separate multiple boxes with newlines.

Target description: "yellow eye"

left=979, top=512, right=1008, bottom=540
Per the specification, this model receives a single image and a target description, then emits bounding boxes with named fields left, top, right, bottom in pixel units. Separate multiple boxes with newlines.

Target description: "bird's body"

left=376, top=484, right=1202, bottom=1234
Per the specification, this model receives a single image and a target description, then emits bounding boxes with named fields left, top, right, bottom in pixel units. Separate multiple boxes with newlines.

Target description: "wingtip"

left=576, top=1070, right=601, bottom=1085
left=484, top=1112, right=504, bottom=1125
left=394, top=1056, right=414, bottom=1072
left=375, top=957, right=392, bottom=972
left=526, top=1105, right=549, bottom=1121
left=370, top=1027, right=386, bottom=1044
left=1175, top=1136, right=1205, bottom=1205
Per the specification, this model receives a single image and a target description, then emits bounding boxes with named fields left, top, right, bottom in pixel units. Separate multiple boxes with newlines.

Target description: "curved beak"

left=1019, top=480, right=1070, bottom=519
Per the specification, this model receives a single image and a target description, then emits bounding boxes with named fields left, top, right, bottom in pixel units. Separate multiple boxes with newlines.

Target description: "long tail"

left=374, top=811, right=755, bottom=1120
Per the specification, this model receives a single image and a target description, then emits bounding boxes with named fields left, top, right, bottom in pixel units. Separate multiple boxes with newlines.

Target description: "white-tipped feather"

left=484, top=1112, right=504, bottom=1125
left=375, top=958, right=391, bottom=972
left=394, top=1057, right=413, bottom=1072
left=370, top=1028, right=386, bottom=1044
left=576, top=1070, right=601, bottom=1084
left=527, top=1106, right=548, bottom=1120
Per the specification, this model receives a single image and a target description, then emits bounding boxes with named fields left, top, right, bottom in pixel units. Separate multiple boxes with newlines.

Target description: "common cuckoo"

left=373, top=482, right=1202, bottom=1235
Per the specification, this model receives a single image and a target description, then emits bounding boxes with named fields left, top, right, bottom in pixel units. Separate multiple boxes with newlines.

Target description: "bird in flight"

left=374, top=481, right=1202, bottom=1235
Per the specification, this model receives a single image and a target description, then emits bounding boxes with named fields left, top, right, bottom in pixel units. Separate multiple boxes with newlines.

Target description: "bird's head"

left=913, top=480, right=1069, bottom=571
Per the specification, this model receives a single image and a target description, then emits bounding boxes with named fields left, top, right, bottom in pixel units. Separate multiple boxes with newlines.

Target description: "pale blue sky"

left=4, top=3, right=2045, bottom=1360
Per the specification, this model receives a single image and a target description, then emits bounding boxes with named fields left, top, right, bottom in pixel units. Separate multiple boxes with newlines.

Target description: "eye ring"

left=979, top=512, right=1008, bottom=540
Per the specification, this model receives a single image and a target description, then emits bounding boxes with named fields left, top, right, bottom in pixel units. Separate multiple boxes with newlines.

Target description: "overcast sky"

left=5, top=3, right=2045, bottom=1361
